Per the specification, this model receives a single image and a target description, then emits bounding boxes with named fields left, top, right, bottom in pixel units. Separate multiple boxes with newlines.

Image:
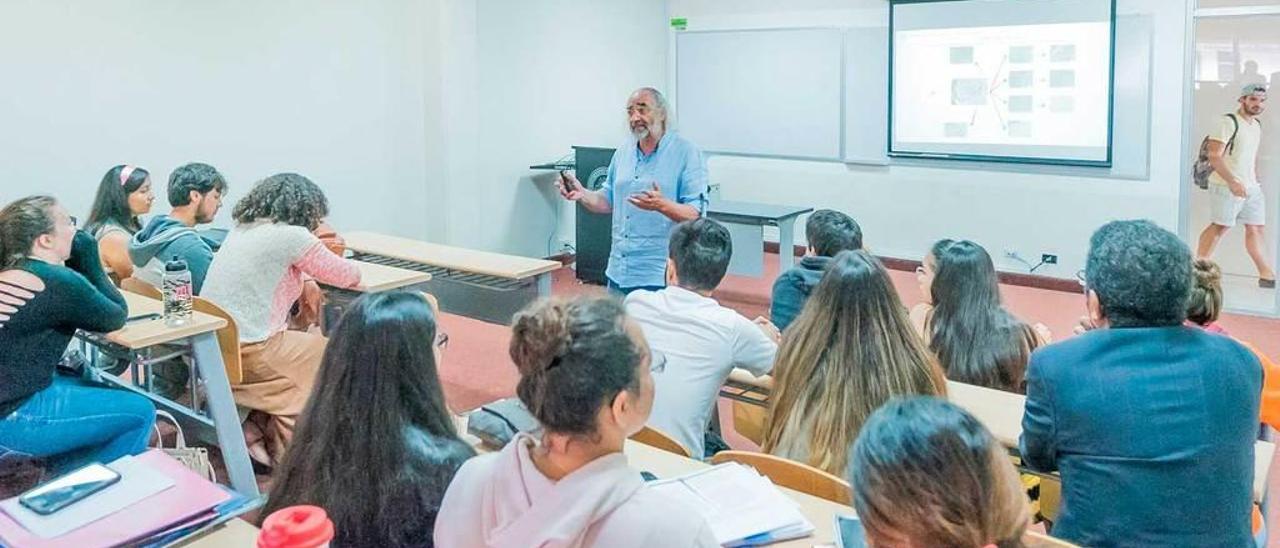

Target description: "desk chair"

left=631, top=426, right=692, bottom=458
left=120, top=277, right=161, bottom=299
left=709, top=450, right=852, bottom=505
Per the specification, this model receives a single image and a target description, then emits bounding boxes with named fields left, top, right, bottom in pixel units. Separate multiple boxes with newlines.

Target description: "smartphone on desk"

left=834, top=514, right=868, bottom=548
left=19, top=462, right=121, bottom=515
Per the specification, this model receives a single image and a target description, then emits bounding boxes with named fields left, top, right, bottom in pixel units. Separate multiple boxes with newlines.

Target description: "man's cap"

left=1242, top=83, right=1268, bottom=97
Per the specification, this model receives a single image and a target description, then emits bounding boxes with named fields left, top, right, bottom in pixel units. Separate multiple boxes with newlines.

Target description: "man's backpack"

left=1193, top=113, right=1258, bottom=189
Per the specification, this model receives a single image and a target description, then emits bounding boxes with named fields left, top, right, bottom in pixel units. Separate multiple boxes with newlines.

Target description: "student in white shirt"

left=626, top=218, right=779, bottom=458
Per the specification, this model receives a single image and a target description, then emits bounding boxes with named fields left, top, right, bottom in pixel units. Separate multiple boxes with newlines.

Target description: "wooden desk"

left=78, top=291, right=258, bottom=499
left=180, top=518, right=260, bottom=547
left=720, top=373, right=1274, bottom=505
left=318, top=262, right=432, bottom=333
left=946, top=380, right=1275, bottom=505
left=349, top=261, right=432, bottom=293
left=344, top=231, right=561, bottom=325
left=109, top=292, right=226, bottom=349
left=707, top=200, right=813, bottom=277
left=345, top=231, right=561, bottom=280
left=625, top=440, right=846, bottom=546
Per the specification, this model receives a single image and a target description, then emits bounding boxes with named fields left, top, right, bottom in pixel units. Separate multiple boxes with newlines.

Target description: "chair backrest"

left=120, top=277, right=162, bottom=300
left=630, top=426, right=691, bottom=458
left=1024, top=530, right=1079, bottom=547
left=709, top=450, right=852, bottom=505
left=191, top=296, right=243, bottom=385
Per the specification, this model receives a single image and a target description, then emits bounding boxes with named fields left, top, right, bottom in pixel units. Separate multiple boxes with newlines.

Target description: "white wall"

left=667, top=0, right=1191, bottom=278
left=430, top=0, right=668, bottom=255
left=0, top=0, right=433, bottom=237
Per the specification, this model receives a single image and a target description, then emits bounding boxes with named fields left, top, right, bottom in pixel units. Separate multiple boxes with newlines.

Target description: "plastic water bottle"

left=162, top=256, right=193, bottom=327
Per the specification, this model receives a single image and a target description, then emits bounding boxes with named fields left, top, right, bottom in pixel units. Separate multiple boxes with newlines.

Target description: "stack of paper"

left=0, top=450, right=249, bottom=548
left=647, top=463, right=815, bottom=546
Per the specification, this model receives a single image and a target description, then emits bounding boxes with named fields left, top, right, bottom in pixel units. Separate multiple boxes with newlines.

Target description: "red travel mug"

left=257, top=505, right=335, bottom=548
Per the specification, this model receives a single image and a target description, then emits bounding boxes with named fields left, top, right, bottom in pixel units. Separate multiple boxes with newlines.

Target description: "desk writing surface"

left=105, top=292, right=226, bottom=350
left=345, top=231, right=561, bottom=280
left=708, top=200, right=813, bottom=222
left=625, top=441, right=846, bottom=547
left=345, top=261, right=432, bottom=293
left=945, top=380, right=1274, bottom=504
left=182, top=518, right=259, bottom=547
left=728, top=374, right=1274, bottom=505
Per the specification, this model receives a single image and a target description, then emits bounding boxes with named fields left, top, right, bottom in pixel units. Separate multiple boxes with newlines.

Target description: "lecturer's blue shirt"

left=601, top=131, right=709, bottom=289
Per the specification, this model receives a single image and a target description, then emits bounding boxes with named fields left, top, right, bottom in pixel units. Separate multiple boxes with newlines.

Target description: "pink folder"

left=0, top=450, right=233, bottom=547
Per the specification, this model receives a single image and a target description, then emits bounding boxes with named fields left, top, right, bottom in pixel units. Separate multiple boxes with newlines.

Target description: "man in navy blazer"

left=1020, top=220, right=1261, bottom=548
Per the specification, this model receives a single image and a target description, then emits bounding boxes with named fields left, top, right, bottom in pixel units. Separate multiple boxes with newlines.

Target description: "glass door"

left=1187, top=1, right=1280, bottom=315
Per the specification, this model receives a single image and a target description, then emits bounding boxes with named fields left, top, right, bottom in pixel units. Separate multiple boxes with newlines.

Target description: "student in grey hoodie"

left=769, top=209, right=862, bottom=331
left=129, top=163, right=227, bottom=294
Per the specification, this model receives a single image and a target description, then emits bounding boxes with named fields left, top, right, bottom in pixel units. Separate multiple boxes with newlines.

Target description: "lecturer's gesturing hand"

left=627, top=183, right=669, bottom=212
left=556, top=171, right=587, bottom=202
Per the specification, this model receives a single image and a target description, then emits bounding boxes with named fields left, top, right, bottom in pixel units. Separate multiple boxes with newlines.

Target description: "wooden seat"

left=191, top=297, right=243, bottom=385
left=120, top=277, right=162, bottom=299
left=709, top=450, right=852, bottom=505
left=630, top=426, right=691, bottom=458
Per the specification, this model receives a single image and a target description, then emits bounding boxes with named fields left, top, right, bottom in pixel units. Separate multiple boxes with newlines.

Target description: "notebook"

left=0, top=450, right=233, bottom=547
left=646, top=463, right=815, bottom=546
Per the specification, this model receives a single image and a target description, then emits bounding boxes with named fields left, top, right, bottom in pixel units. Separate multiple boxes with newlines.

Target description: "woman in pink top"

left=434, top=295, right=716, bottom=548
left=201, top=174, right=360, bottom=465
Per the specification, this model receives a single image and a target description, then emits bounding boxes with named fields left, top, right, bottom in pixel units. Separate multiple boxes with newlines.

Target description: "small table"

left=708, top=201, right=813, bottom=277
left=319, top=261, right=432, bottom=333
left=79, top=292, right=259, bottom=498
left=344, top=231, right=561, bottom=325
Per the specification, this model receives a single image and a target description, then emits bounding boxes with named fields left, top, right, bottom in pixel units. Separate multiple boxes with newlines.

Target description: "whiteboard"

left=676, top=29, right=845, bottom=160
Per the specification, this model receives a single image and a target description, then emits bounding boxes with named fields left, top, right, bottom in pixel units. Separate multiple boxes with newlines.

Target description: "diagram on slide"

left=893, top=22, right=1110, bottom=149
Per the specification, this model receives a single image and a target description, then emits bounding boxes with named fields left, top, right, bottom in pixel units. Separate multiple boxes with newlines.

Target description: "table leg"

left=537, top=273, right=552, bottom=297
left=191, top=332, right=259, bottom=498
left=778, top=219, right=798, bottom=272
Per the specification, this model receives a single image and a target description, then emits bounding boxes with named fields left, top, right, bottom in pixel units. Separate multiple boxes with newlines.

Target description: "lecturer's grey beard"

left=631, top=126, right=649, bottom=140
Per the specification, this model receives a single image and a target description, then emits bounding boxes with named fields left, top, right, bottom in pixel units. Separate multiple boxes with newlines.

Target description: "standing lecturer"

left=557, top=87, right=709, bottom=294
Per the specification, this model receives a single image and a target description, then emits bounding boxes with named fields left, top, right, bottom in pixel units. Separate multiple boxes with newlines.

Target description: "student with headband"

left=85, top=164, right=155, bottom=282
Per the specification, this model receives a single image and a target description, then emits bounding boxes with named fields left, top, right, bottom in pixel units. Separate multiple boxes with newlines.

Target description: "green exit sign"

left=670, top=17, right=687, bottom=30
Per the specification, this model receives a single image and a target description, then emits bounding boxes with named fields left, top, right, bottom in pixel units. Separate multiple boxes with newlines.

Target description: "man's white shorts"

left=1210, top=184, right=1267, bottom=227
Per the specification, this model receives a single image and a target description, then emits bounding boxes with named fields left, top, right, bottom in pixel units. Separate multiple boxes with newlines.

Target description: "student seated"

left=85, top=164, right=155, bottom=281
left=129, top=162, right=227, bottom=294
left=770, top=209, right=861, bottom=331
left=1188, top=258, right=1280, bottom=484
left=761, top=250, right=946, bottom=476
left=264, top=291, right=474, bottom=547
left=911, top=239, right=1048, bottom=392
left=850, top=397, right=1031, bottom=548
left=626, top=218, right=778, bottom=458
left=435, top=295, right=717, bottom=547
left=0, top=196, right=156, bottom=473
left=1021, top=220, right=1261, bottom=547
left=202, top=174, right=361, bottom=465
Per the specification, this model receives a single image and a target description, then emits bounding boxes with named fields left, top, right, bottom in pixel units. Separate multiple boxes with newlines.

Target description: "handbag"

left=467, top=398, right=542, bottom=449
left=151, top=410, right=217, bottom=482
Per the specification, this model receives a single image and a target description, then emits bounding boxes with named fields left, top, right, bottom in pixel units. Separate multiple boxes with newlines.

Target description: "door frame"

left=1179, top=0, right=1280, bottom=317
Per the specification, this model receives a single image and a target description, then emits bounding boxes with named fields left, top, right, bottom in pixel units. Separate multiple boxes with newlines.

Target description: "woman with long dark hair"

left=84, top=164, right=154, bottom=280
left=911, top=240, right=1048, bottom=393
left=761, top=250, right=946, bottom=476
left=0, top=195, right=155, bottom=472
left=264, top=291, right=472, bottom=547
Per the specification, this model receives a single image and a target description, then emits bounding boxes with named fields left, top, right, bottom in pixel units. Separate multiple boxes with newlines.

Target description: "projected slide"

left=890, top=0, right=1114, bottom=166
